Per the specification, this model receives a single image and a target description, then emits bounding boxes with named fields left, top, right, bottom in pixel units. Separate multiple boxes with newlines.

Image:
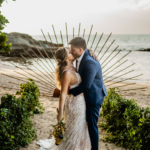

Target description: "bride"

left=37, top=47, right=91, bottom=150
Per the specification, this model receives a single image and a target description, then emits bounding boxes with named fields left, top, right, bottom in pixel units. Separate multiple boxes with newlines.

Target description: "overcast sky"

left=1, top=0, right=150, bottom=35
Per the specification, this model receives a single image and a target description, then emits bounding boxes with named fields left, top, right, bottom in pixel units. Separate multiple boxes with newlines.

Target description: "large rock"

left=0, top=32, right=63, bottom=57
left=137, top=48, right=150, bottom=52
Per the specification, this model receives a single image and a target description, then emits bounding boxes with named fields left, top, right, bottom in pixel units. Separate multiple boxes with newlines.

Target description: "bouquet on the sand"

left=52, top=108, right=66, bottom=145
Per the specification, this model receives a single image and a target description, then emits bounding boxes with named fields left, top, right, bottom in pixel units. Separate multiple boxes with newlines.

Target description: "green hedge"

left=100, top=88, right=150, bottom=150
left=0, top=0, right=16, bottom=53
left=0, top=32, right=11, bottom=53
left=0, top=79, right=44, bottom=150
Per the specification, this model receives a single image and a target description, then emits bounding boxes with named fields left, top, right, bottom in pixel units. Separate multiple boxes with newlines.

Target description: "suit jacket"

left=69, top=50, right=107, bottom=105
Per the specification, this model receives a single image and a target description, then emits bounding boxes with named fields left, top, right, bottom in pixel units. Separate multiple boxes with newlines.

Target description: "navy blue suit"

left=69, top=49, right=107, bottom=150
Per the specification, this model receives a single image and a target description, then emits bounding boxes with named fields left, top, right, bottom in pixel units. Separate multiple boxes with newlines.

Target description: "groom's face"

left=70, top=44, right=83, bottom=59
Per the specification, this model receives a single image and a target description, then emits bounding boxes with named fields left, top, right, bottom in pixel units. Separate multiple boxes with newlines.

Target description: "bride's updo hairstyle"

left=55, top=47, right=68, bottom=89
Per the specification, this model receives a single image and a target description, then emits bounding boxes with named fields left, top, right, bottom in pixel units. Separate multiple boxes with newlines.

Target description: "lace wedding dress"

left=37, top=70, right=91, bottom=150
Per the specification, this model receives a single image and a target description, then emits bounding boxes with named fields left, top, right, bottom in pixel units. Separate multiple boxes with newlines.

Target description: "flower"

left=52, top=119, right=66, bottom=139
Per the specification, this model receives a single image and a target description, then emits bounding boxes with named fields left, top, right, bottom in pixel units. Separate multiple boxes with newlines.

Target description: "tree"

left=0, top=0, right=16, bottom=53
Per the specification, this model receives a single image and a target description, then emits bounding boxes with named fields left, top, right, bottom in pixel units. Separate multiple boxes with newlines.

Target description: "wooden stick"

left=87, top=25, right=93, bottom=45
left=111, top=82, right=136, bottom=88
left=101, top=45, right=119, bottom=66
left=78, top=23, right=81, bottom=37
left=66, top=23, right=69, bottom=44
left=26, top=44, right=55, bottom=81
left=106, top=74, right=143, bottom=86
left=116, top=87, right=147, bottom=92
left=47, top=32, right=57, bottom=54
left=18, top=60, right=55, bottom=86
left=103, top=59, right=128, bottom=76
left=41, top=29, right=56, bottom=60
left=14, top=71, right=56, bottom=89
left=90, top=32, right=97, bottom=49
left=83, top=29, right=85, bottom=38
left=94, top=33, right=103, bottom=52
left=99, top=39, right=115, bottom=61
left=105, top=70, right=134, bottom=84
left=8, top=81, right=52, bottom=93
left=104, top=63, right=135, bottom=81
left=9, top=62, right=56, bottom=87
left=96, top=33, right=112, bottom=58
left=73, top=28, right=74, bottom=38
left=60, top=31, right=63, bottom=44
left=105, top=70, right=134, bottom=83
left=102, top=51, right=131, bottom=74
left=52, top=25, right=59, bottom=47
left=30, top=39, right=55, bottom=77
left=18, top=44, right=55, bottom=80
left=38, top=41, right=56, bottom=71
left=20, top=53, right=55, bottom=84
left=1, top=73, right=54, bottom=90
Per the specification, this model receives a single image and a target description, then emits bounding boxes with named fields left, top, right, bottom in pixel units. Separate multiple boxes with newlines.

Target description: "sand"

left=0, top=63, right=150, bottom=150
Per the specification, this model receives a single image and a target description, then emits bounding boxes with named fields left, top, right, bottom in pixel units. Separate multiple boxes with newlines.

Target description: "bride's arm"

left=57, top=71, right=71, bottom=122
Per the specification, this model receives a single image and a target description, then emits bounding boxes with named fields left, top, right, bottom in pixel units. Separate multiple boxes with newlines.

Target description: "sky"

left=1, top=0, right=150, bottom=35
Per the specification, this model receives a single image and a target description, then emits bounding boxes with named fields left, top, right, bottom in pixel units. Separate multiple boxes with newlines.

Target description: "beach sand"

left=0, top=63, right=150, bottom=150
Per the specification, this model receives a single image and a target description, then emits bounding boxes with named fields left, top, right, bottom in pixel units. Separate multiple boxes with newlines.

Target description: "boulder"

left=137, top=48, right=150, bottom=52
left=0, top=32, right=63, bottom=57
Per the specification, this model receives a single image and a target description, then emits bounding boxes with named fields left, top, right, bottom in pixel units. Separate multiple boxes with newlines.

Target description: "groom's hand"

left=87, top=49, right=98, bottom=61
left=67, top=85, right=71, bottom=95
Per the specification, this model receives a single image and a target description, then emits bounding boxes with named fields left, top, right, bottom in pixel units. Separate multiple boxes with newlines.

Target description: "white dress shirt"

left=76, top=50, right=86, bottom=71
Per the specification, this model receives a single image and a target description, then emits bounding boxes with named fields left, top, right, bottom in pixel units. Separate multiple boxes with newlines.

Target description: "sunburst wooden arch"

left=0, top=23, right=146, bottom=97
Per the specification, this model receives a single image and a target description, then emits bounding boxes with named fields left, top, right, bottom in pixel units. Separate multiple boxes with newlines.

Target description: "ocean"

left=31, top=34, right=150, bottom=84
left=32, top=34, right=150, bottom=51
left=0, top=34, right=150, bottom=85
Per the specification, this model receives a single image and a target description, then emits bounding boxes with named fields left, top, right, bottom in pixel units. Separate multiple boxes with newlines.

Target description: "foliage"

left=16, top=78, right=44, bottom=113
left=0, top=0, right=16, bottom=53
left=0, top=94, right=37, bottom=150
left=52, top=119, right=66, bottom=139
left=0, top=0, right=16, bottom=7
left=52, top=119, right=66, bottom=145
left=0, top=12, right=9, bottom=31
left=100, top=88, right=150, bottom=150
left=0, top=0, right=16, bottom=29
left=0, top=79, right=44, bottom=150
left=0, top=32, right=11, bottom=53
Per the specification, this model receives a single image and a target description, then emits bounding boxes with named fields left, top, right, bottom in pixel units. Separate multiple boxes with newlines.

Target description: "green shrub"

left=0, top=12, right=9, bottom=31
left=0, top=79, right=44, bottom=150
left=100, top=88, right=150, bottom=150
left=0, top=95, right=37, bottom=150
left=0, top=32, right=11, bottom=53
left=0, top=0, right=16, bottom=53
left=16, top=78, right=44, bottom=113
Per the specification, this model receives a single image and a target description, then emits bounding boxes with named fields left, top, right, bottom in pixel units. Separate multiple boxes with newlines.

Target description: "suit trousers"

left=86, top=104, right=101, bottom=150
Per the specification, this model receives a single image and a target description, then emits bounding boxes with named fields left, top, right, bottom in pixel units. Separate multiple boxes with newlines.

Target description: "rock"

left=137, top=48, right=150, bottom=52
left=0, top=32, right=63, bottom=57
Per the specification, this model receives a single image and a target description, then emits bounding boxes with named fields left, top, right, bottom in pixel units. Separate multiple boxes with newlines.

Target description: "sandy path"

left=0, top=63, right=150, bottom=150
left=18, top=97, right=125, bottom=150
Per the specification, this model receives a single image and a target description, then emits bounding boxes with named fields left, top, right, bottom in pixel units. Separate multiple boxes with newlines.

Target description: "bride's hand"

left=57, top=113, right=63, bottom=122
left=87, top=49, right=98, bottom=61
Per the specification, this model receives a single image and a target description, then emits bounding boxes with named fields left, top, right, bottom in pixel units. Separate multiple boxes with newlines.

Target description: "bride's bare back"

left=61, top=66, right=79, bottom=87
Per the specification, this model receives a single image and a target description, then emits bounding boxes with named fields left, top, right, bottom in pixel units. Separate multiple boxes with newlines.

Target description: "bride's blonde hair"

left=55, top=47, right=68, bottom=89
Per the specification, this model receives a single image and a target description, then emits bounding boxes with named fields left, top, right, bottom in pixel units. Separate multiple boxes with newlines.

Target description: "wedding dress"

left=37, top=69, right=91, bottom=150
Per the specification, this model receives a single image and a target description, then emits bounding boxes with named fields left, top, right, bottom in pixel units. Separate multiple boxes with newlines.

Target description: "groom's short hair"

left=69, top=37, right=87, bottom=50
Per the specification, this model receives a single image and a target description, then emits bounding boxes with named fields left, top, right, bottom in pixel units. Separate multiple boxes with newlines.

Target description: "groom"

left=69, top=37, right=107, bottom=150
